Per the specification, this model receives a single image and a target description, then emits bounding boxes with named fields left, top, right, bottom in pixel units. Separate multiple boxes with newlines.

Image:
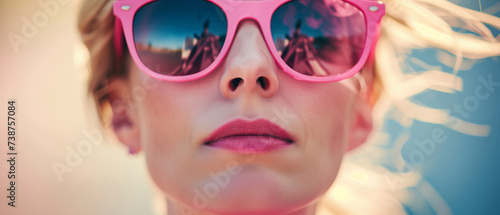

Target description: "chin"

left=190, top=165, right=320, bottom=215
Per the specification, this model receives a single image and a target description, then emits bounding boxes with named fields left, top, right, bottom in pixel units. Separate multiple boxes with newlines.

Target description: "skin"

left=108, top=20, right=374, bottom=215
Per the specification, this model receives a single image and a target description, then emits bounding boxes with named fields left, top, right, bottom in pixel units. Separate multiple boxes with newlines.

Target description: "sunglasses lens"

left=271, top=0, right=366, bottom=77
left=133, top=0, right=227, bottom=76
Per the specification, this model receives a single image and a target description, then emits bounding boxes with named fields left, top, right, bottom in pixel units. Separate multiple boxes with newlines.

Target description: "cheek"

left=131, top=71, right=220, bottom=201
left=136, top=86, right=194, bottom=200
left=282, top=77, right=355, bottom=151
left=132, top=64, right=218, bottom=154
left=308, top=86, right=354, bottom=193
left=280, top=78, right=355, bottom=186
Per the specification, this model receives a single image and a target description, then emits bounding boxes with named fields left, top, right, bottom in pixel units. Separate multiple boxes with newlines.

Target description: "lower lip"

left=206, top=136, right=292, bottom=154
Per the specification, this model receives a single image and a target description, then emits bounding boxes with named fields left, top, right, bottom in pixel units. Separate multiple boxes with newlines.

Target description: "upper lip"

left=203, top=119, right=294, bottom=144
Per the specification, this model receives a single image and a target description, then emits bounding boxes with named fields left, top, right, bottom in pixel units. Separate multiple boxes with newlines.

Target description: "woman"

left=78, top=0, right=500, bottom=214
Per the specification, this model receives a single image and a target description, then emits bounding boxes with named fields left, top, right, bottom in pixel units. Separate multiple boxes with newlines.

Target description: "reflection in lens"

left=271, top=0, right=366, bottom=77
left=133, top=0, right=227, bottom=76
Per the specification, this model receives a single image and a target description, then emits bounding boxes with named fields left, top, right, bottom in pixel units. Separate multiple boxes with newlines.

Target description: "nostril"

left=257, top=76, right=270, bottom=90
left=229, top=78, right=243, bottom=91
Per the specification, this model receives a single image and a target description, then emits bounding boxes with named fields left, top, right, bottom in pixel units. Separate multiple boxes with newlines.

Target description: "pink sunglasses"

left=114, top=0, right=385, bottom=82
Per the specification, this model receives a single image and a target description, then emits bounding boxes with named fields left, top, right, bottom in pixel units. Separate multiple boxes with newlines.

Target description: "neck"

left=165, top=198, right=318, bottom=215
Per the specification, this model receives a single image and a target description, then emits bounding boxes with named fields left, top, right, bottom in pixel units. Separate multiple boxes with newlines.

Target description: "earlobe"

left=107, top=78, right=142, bottom=154
left=347, top=97, right=373, bottom=152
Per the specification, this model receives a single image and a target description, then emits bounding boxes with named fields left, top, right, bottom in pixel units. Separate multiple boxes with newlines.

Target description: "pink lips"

left=203, top=119, right=294, bottom=154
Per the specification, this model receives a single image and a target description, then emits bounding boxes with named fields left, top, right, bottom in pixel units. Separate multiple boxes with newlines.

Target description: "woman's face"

left=113, top=20, right=370, bottom=214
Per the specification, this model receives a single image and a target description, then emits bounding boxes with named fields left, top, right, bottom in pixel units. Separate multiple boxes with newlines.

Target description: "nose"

left=220, top=20, right=279, bottom=99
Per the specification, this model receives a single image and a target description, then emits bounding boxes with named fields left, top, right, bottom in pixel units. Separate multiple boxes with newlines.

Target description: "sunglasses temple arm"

left=114, top=18, right=125, bottom=72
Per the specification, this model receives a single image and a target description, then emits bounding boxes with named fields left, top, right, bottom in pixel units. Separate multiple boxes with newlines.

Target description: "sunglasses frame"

left=114, top=0, right=385, bottom=82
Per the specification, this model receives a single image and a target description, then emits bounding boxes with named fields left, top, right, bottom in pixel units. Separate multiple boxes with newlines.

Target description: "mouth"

left=203, top=119, right=294, bottom=154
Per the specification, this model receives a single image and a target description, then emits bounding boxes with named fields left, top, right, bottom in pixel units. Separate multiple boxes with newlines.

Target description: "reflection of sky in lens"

left=133, top=0, right=227, bottom=49
left=271, top=2, right=328, bottom=43
left=271, top=1, right=365, bottom=42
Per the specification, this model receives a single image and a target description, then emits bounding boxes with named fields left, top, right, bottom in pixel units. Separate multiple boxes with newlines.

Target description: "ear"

left=107, top=78, right=142, bottom=154
left=346, top=95, right=373, bottom=151
left=346, top=57, right=376, bottom=152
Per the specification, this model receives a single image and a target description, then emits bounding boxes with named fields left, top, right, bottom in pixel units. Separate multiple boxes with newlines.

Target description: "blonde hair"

left=78, top=0, right=500, bottom=214
left=78, top=0, right=120, bottom=120
left=377, top=0, right=500, bottom=135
